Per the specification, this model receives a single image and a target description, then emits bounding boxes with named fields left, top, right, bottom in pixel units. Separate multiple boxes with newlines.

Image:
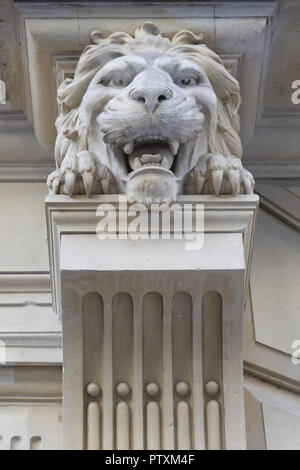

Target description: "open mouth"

left=122, top=137, right=180, bottom=173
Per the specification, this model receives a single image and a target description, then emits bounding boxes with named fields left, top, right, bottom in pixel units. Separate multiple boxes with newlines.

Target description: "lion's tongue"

left=128, top=143, right=174, bottom=171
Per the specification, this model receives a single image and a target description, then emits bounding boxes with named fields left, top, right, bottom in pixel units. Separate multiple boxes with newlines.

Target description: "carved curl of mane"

left=54, top=22, right=242, bottom=169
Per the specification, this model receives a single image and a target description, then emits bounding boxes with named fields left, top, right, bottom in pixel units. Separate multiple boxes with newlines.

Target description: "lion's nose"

left=130, top=87, right=173, bottom=113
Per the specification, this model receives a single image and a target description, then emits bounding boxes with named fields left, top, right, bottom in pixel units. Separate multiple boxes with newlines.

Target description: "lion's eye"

left=180, top=77, right=198, bottom=86
left=99, top=77, right=127, bottom=87
left=110, top=79, right=125, bottom=87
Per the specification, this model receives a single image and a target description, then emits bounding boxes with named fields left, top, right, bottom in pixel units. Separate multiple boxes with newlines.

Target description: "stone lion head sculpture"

left=48, top=22, right=254, bottom=203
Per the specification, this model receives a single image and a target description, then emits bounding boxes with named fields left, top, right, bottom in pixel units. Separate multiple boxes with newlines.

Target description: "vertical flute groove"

left=146, top=401, right=161, bottom=450
left=206, top=400, right=221, bottom=450
left=163, top=296, right=174, bottom=449
left=87, top=401, right=101, bottom=450
left=83, top=293, right=103, bottom=450
left=177, top=401, right=191, bottom=450
left=103, top=297, right=113, bottom=449
left=192, top=296, right=205, bottom=448
left=10, top=436, right=22, bottom=450
left=143, top=293, right=163, bottom=450
left=116, top=401, right=130, bottom=450
left=30, top=436, right=42, bottom=450
left=133, top=296, right=144, bottom=449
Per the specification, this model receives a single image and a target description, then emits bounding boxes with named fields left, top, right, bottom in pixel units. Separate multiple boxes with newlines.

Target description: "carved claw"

left=227, top=169, right=240, bottom=195
left=48, top=148, right=116, bottom=196
left=195, top=175, right=205, bottom=194
left=185, top=153, right=255, bottom=195
left=77, top=151, right=96, bottom=197
left=60, top=155, right=78, bottom=196
left=211, top=170, right=223, bottom=195
left=241, top=170, right=254, bottom=194
left=100, top=174, right=111, bottom=194
left=64, top=171, right=76, bottom=196
left=190, top=159, right=209, bottom=194
left=226, top=155, right=243, bottom=195
left=50, top=177, right=61, bottom=195
left=208, top=154, right=226, bottom=195
left=47, top=170, right=61, bottom=195
left=82, top=172, right=94, bottom=197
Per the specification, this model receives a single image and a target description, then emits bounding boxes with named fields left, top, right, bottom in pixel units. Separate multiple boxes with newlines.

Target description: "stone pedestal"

left=46, top=194, right=258, bottom=450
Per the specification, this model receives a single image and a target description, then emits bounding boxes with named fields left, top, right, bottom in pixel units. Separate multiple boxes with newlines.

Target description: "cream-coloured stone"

left=251, top=209, right=300, bottom=355
left=206, top=381, right=220, bottom=397
left=116, top=383, right=130, bottom=398
left=48, top=23, right=254, bottom=204
left=14, top=2, right=283, bottom=179
left=45, top=194, right=258, bottom=450
left=176, top=382, right=190, bottom=397
left=1, top=0, right=300, bottom=452
left=0, top=183, right=49, bottom=271
left=86, top=383, right=101, bottom=399
left=244, top=375, right=300, bottom=450
left=0, top=80, right=6, bottom=104
left=0, top=405, right=62, bottom=450
left=0, top=365, right=62, bottom=450
left=263, top=404, right=300, bottom=450
left=146, top=383, right=160, bottom=398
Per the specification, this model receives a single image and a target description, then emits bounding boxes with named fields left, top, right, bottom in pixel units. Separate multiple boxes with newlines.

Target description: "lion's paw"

left=186, top=154, right=254, bottom=195
left=47, top=151, right=116, bottom=196
left=47, top=169, right=63, bottom=195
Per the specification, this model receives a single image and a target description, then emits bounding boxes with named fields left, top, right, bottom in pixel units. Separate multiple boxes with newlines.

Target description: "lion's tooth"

left=141, top=154, right=161, bottom=164
left=168, top=140, right=179, bottom=156
left=134, top=158, right=142, bottom=169
left=161, top=156, right=170, bottom=169
left=124, top=142, right=134, bottom=155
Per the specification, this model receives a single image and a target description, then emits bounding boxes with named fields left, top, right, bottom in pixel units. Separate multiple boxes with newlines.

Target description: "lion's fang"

left=124, top=142, right=134, bottom=155
left=168, top=140, right=179, bottom=156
